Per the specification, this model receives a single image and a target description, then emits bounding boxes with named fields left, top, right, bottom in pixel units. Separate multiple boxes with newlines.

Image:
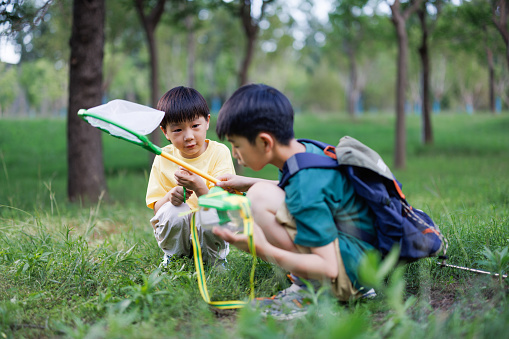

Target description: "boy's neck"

left=271, top=139, right=306, bottom=170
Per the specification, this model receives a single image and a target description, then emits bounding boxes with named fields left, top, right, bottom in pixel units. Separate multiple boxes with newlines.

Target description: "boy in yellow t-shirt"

left=146, top=86, right=235, bottom=266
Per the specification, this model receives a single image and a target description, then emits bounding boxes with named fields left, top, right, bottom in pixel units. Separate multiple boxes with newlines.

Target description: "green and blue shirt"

left=280, top=141, right=376, bottom=288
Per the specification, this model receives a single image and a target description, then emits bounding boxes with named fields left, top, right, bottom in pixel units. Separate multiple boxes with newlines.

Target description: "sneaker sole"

left=261, top=309, right=308, bottom=321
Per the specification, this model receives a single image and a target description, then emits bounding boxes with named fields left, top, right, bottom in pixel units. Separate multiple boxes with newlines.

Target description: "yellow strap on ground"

left=190, top=213, right=257, bottom=309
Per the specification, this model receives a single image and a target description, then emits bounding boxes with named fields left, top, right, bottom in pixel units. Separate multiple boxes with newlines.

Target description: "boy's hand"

left=175, top=167, right=208, bottom=196
left=213, top=227, right=250, bottom=252
left=213, top=223, right=271, bottom=259
left=215, top=174, right=257, bottom=193
left=168, top=186, right=194, bottom=206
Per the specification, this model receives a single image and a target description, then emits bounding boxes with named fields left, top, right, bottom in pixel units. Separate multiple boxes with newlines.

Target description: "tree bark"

left=487, top=46, right=496, bottom=113
left=417, top=3, right=433, bottom=144
left=134, top=0, right=165, bottom=108
left=238, top=0, right=258, bottom=86
left=346, top=42, right=359, bottom=117
left=67, top=0, right=106, bottom=203
left=185, top=15, right=196, bottom=88
left=492, top=0, right=509, bottom=69
left=393, top=15, right=407, bottom=169
left=390, top=0, right=426, bottom=170
left=134, top=0, right=166, bottom=162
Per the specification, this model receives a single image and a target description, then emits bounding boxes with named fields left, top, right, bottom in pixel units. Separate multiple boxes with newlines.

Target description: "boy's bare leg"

left=247, top=182, right=298, bottom=253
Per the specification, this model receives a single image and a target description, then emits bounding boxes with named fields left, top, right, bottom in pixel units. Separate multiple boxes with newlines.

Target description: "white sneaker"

left=159, top=254, right=172, bottom=268
left=361, top=288, right=377, bottom=299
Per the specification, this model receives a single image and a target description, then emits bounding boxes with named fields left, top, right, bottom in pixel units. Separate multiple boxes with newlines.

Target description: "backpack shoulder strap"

left=297, top=138, right=329, bottom=149
left=278, top=139, right=338, bottom=188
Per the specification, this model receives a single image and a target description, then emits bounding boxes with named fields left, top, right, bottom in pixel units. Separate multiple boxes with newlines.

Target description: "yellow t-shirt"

left=146, top=140, right=235, bottom=210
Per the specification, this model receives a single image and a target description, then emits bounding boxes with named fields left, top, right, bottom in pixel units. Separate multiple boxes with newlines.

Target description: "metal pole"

left=437, top=262, right=508, bottom=279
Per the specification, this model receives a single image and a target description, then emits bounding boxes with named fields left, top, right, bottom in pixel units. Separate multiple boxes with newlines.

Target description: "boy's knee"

left=247, top=182, right=283, bottom=203
left=247, top=183, right=285, bottom=215
left=151, top=203, right=191, bottom=232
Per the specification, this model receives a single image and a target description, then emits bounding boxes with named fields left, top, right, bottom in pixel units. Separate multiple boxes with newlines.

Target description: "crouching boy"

left=213, top=84, right=376, bottom=318
left=146, top=86, right=235, bottom=266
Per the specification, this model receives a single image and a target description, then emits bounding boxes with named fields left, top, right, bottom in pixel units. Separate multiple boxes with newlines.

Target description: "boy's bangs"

left=166, top=111, right=202, bottom=125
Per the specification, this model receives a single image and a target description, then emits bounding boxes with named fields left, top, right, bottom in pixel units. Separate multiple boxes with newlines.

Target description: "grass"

left=0, top=112, right=508, bottom=338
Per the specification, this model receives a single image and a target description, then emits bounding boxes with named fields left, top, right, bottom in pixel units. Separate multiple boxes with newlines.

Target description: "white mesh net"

left=84, top=100, right=165, bottom=143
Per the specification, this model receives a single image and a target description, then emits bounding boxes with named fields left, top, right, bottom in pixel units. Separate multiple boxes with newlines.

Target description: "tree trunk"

left=392, top=14, right=408, bottom=169
left=390, top=0, right=425, bottom=169
left=492, top=0, right=509, bottom=69
left=146, top=21, right=160, bottom=161
left=346, top=43, right=358, bottom=117
left=418, top=4, right=433, bottom=145
left=487, top=47, right=496, bottom=113
left=238, top=0, right=258, bottom=87
left=147, top=29, right=159, bottom=109
left=239, top=33, right=255, bottom=86
left=185, top=15, right=196, bottom=88
left=134, top=0, right=166, bottom=162
left=67, top=0, right=106, bottom=203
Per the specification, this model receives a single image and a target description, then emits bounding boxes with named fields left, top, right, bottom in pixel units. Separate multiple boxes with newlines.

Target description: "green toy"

left=198, top=186, right=246, bottom=232
left=191, top=186, right=257, bottom=309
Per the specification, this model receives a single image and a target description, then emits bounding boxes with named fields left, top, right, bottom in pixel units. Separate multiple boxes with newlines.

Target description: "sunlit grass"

left=0, top=112, right=508, bottom=337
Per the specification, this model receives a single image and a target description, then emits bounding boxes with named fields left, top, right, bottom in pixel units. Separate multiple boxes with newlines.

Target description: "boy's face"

left=161, top=115, right=210, bottom=159
left=227, top=134, right=269, bottom=171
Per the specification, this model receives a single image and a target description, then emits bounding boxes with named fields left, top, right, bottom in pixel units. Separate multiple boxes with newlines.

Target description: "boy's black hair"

left=157, top=86, right=209, bottom=128
left=216, top=84, right=294, bottom=145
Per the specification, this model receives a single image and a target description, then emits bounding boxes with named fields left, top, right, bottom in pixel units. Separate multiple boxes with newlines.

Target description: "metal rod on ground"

left=437, top=262, right=508, bottom=279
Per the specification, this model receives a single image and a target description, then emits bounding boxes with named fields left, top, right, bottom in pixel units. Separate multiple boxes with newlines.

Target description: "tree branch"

left=492, top=0, right=509, bottom=45
left=149, top=0, right=167, bottom=26
left=402, top=0, right=427, bottom=21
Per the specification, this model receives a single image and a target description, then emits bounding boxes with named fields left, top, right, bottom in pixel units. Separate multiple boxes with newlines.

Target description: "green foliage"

left=477, top=246, right=509, bottom=288
left=4, top=0, right=508, bottom=117
left=116, top=268, right=168, bottom=319
left=0, top=63, right=19, bottom=114
left=358, top=247, right=400, bottom=290
left=13, top=249, right=53, bottom=278
left=17, top=59, right=68, bottom=114
left=299, top=60, right=345, bottom=112
left=107, top=52, right=151, bottom=105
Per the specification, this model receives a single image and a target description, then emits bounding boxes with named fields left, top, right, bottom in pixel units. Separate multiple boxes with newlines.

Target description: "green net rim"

left=78, top=109, right=162, bottom=154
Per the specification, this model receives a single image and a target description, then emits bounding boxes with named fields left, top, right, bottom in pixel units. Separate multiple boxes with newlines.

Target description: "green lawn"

left=0, top=112, right=508, bottom=338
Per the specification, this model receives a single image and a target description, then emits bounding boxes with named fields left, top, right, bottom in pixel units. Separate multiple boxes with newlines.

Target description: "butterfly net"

left=81, top=99, right=164, bottom=144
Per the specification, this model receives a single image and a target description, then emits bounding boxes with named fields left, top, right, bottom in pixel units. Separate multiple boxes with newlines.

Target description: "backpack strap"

left=297, top=138, right=329, bottom=150
left=278, top=139, right=339, bottom=188
left=278, top=140, right=377, bottom=244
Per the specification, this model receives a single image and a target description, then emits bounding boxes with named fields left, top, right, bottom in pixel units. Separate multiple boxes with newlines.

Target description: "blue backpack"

left=278, top=136, right=446, bottom=263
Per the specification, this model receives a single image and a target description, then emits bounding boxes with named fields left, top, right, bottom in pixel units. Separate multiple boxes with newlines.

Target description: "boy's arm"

left=153, top=186, right=190, bottom=214
left=213, top=226, right=339, bottom=280
left=213, top=143, right=278, bottom=192
left=267, top=241, right=339, bottom=280
left=147, top=158, right=169, bottom=211
left=215, top=174, right=278, bottom=193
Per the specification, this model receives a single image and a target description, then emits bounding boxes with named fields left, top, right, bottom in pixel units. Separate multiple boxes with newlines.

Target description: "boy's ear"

left=206, top=114, right=210, bottom=129
left=160, top=126, right=169, bottom=139
left=257, top=132, right=275, bottom=152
